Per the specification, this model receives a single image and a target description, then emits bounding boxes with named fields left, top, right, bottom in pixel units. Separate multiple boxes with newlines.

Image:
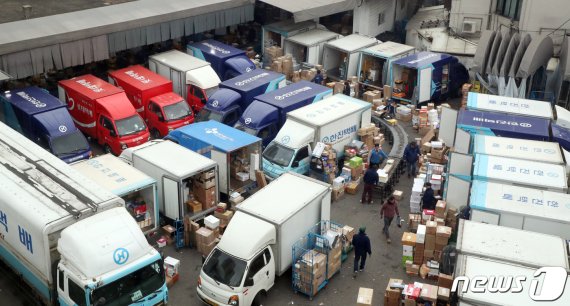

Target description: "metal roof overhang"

left=260, top=0, right=357, bottom=23
left=516, top=35, right=554, bottom=79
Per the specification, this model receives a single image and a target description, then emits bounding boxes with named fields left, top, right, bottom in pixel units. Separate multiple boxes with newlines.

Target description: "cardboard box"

left=401, top=232, right=416, bottom=246
left=386, top=278, right=404, bottom=300
left=420, top=284, right=438, bottom=302
left=403, top=245, right=414, bottom=257
left=425, top=234, right=436, bottom=250
left=436, top=226, right=452, bottom=238
left=438, top=273, right=454, bottom=289
left=426, top=221, right=437, bottom=234
left=193, top=185, right=216, bottom=208
left=345, top=180, right=360, bottom=195
left=438, top=287, right=450, bottom=302
left=435, top=200, right=446, bottom=217
left=416, top=224, right=426, bottom=243
left=357, top=287, right=374, bottom=306
left=393, top=190, right=403, bottom=201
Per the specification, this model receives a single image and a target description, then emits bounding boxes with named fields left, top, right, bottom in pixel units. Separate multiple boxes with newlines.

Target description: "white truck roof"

left=132, top=140, right=216, bottom=178
left=149, top=50, right=210, bottom=71
left=457, top=256, right=570, bottom=305
left=472, top=134, right=564, bottom=164
left=238, top=172, right=329, bottom=225
left=217, top=212, right=276, bottom=260
left=286, top=29, right=339, bottom=46
left=325, top=34, right=378, bottom=53
left=273, top=119, right=315, bottom=148
left=185, top=65, right=221, bottom=89
left=287, top=94, right=371, bottom=127
left=71, top=154, right=156, bottom=196
left=58, top=207, right=155, bottom=279
left=467, top=92, right=554, bottom=119
left=456, top=219, right=569, bottom=269
left=363, top=41, right=415, bottom=58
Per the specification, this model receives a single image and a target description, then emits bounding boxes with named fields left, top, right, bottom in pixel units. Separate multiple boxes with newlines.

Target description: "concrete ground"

left=0, top=0, right=134, bottom=24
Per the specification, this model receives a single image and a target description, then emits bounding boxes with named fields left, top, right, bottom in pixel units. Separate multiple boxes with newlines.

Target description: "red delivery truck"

left=58, top=74, right=150, bottom=155
left=108, top=65, right=194, bottom=138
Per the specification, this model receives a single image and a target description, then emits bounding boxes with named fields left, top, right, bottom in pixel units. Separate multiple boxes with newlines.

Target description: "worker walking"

left=368, top=143, right=388, bottom=169
left=361, top=164, right=378, bottom=204
left=352, top=226, right=371, bottom=276
left=403, top=141, right=421, bottom=178
left=380, top=196, right=400, bottom=244
left=422, top=182, right=437, bottom=210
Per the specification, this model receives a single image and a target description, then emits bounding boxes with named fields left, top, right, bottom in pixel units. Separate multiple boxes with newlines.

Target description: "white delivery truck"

left=282, top=29, right=340, bottom=65
left=455, top=255, right=570, bottom=306
left=466, top=92, right=554, bottom=120
left=262, top=20, right=320, bottom=49
left=321, top=34, right=379, bottom=81
left=456, top=219, right=570, bottom=269
left=0, top=122, right=167, bottom=306
left=71, top=154, right=159, bottom=236
left=467, top=180, right=570, bottom=239
left=197, top=172, right=331, bottom=306
left=262, top=94, right=372, bottom=179
left=149, top=50, right=221, bottom=112
left=120, top=140, right=219, bottom=222
left=357, top=41, right=416, bottom=90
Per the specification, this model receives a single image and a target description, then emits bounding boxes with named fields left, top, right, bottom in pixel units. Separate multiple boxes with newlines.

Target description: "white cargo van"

left=283, top=29, right=340, bottom=65
left=197, top=172, right=331, bottom=306
left=262, top=94, right=372, bottom=179
left=322, top=34, right=379, bottom=80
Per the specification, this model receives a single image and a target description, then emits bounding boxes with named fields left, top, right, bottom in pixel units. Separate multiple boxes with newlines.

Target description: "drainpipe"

left=393, top=0, right=398, bottom=31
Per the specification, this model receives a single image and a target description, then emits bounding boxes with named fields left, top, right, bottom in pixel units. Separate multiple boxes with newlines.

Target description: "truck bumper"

left=197, top=287, right=230, bottom=306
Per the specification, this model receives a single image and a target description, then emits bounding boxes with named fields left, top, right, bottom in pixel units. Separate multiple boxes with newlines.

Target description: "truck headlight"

left=228, top=295, right=239, bottom=306
left=168, top=127, right=174, bottom=131
left=120, top=143, right=128, bottom=150
left=197, top=276, right=202, bottom=289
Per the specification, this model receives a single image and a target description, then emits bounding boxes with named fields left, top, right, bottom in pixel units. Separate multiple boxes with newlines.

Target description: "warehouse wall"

left=353, top=0, right=411, bottom=37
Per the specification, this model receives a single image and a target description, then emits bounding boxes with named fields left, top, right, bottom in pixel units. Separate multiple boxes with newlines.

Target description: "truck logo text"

left=407, top=53, right=439, bottom=64
left=235, top=72, right=269, bottom=86
left=113, top=248, right=129, bottom=265
left=16, top=92, right=46, bottom=108
left=452, top=266, right=568, bottom=301
left=472, top=116, right=532, bottom=127
left=205, top=128, right=234, bottom=142
left=76, top=79, right=104, bottom=93
left=124, top=70, right=152, bottom=84
left=275, top=86, right=312, bottom=100
left=202, top=42, right=230, bottom=54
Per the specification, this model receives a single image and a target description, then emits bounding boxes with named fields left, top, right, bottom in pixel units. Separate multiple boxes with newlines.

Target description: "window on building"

left=496, top=0, right=522, bottom=20
left=378, top=11, right=385, bottom=26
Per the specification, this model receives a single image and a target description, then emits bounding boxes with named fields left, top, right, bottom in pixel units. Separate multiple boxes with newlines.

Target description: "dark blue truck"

left=187, top=39, right=256, bottom=81
left=0, top=86, right=91, bottom=163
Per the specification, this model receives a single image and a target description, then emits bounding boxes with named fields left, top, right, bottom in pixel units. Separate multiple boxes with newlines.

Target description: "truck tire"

left=104, top=144, right=113, bottom=155
left=151, top=129, right=161, bottom=139
left=252, top=291, right=267, bottom=306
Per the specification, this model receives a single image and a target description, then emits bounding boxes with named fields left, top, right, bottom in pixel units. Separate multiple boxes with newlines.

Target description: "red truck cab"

left=108, top=65, right=194, bottom=138
left=58, top=74, right=150, bottom=155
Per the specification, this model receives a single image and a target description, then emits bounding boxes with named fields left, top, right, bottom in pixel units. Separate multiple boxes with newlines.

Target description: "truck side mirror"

left=244, top=276, right=254, bottom=287
left=292, top=161, right=299, bottom=168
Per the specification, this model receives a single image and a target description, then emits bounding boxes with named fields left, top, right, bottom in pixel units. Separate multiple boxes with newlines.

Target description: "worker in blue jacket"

left=403, top=141, right=421, bottom=178
left=368, top=143, right=388, bottom=169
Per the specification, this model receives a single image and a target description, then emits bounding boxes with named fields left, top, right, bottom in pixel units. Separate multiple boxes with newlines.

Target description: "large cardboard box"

left=186, top=200, right=202, bottom=213
left=425, top=221, right=437, bottom=234
left=357, top=287, right=374, bottom=306
left=420, top=284, right=438, bottom=303
left=436, top=226, right=452, bottom=238
left=385, top=278, right=404, bottom=300
left=438, top=287, right=450, bottom=302
left=193, top=185, right=216, bottom=208
left=438, top=273, right=454, bottom=289
left=425, top=234, right=436, bottom=250
left=401, top=232, right=416, bottom=246
left=435, top=200, right=446, bottom=217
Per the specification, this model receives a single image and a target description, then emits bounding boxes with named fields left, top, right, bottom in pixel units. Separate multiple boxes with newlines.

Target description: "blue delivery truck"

left=187, top=39, right=256, bottom=81
left=390, top=51, right=469, bottom=105
left=234, top=81, right=333, bottom=147
left=166, top=120, right=262, bottom=197
left=0, top=86, right=91, bottom=163
left=196, top=69, right=286, bottom=126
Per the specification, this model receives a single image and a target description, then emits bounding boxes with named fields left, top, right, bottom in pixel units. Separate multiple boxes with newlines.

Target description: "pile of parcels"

left=292, top=232, right=343, bottom=297
left=412, top=103, right=450, bottom=136
left=460, top=83, right=473, bottom=108
left=264, top=46, right=283, bottom=67
left=403, top=201, right=455, bottom=269
left=186, top=169, right=217, bottom=214
left=310, top=143, right=339, bottom=184
left=326, top=75, right=359, bottom=96
left=230, top=148, right=256, bottom=182
left=384, top=277, right=454, bottom=306
left=410, top=163, right=445, bottom=213
left=343, top=156, right=364, bottom=196
left=291, top=66, right=327, bottom=83
left=357, top=123, right=383, bottom=151
left=164, top=256, right=180, bottom=288
left=184, top=203, right=234, bottom=256
left=419, top=132, right=449, bottom=165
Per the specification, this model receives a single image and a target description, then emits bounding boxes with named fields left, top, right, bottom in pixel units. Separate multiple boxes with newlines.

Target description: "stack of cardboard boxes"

left=264, top=46, right=283, bottom=68
left=396, top=105, right=413, bottom=122
left=461, top=83, right=473, bottom=108
left=357, top=123, right=382, bottom=151
left=213, top=202, right=234, bottom=233
left=189, top=169, right=217, bottom=211
left=195, top=227, right=217, bottom=256
left=363, top=90, right=382, bottom=103
left=294, top=250, right=327, bottom=296
left=320, top=144, right=338, bottom=184
left=398, top=281, right=450, bottom=306
left=384, top=278, right=404, bottom=306
left=164, top=256, right=180, bottom=288
left=331, top=177, right=346, bottom=201
left=344, top=156, right=363, bottom=195
left=327, top=239, right=342, bottom=278
left=230, top=148, right=251, bottom=182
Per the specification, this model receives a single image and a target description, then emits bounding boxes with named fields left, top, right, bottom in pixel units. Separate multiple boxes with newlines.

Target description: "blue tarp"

left=457, top=109, right=550, bottom=141
left=392, top=51, right=452, bottom=68
left=221, top=69, right=285, bottom=94
left=552, top=123, right=570, bottom=151
left=1, top=86, right=64, bottom=115
left=169, top=120, right=261, bottom=153
left=254, top=80, right=332, bottom=108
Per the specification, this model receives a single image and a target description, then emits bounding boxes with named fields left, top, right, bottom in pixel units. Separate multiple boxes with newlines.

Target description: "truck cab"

left=187, top=39, right=256, bottom=81
left=197, top=69, right=286, bottom=126
left=58, top=74, right=150, bottom=155
left=0, top=87, right=92, bottom=163
left=146, top=92, right=193, bottom=138
left=149, top=50, right=221, bottom=113
left=56, top=208, right=168, bottom=306
left=198, top=212, right=276, bottom=306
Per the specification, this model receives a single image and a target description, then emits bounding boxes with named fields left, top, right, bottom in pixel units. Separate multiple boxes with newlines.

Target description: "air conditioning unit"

left=462, top=20, right=479, bottom=34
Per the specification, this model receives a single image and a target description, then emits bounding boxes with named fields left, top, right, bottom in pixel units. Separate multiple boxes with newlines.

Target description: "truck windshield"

left=234, top=123, right=258, bottom=136
left=164, top=101, right=192, bottom=121
left=205, top=86, right=219, bottom=99
left=91, top=259, right=164, bottom=306
left=196, top=108, right=223, bottom=122
left=262, top=142, right=294, bottom=167
left=116, top=115, right=147, bottom=136
left=51, top=131, right=90, bottom=156
left=203, top=248, right=247, bottom=288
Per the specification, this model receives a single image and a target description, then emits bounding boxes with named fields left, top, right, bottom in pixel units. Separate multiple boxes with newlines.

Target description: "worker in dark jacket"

left=380, top=196, right=400, bottom=244
left=422, top=182, right=437, bottom=210
left=368, top=143, right=388, bottom=169
left=352, top=226, right=371, bottom=275
left=403, top=141, right=421, bottom=178
left=312, top=70, right=324, bottom=85
left=361, top=164, right=378, bottom=204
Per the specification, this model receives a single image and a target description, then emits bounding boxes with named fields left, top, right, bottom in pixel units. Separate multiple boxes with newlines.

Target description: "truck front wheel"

left=151, top=129, right=161, bottom=139
left=104, top=144, right=114, bottom=155
left=252, top=291, right=267, bottom=306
